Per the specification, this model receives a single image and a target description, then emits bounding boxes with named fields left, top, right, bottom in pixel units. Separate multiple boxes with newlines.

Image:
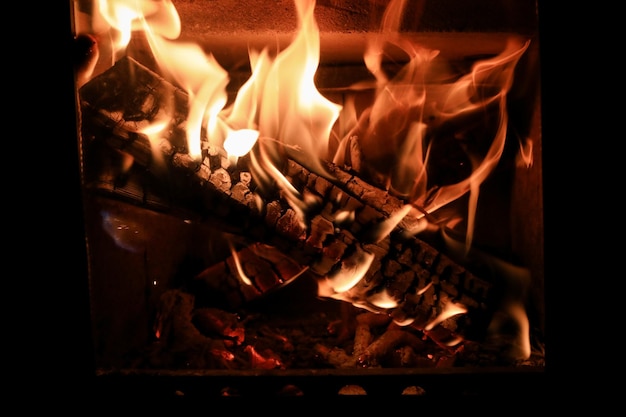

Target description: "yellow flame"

left=367, top=289, right=398, bottom=309
left=137, top=111, right=171, bottom=169
left=257, top=0, right=342, bottom=173
left=318, top=249, right=375, bottom=296
left=148, top=37, right=229, bottom=159
left=224, top=129, right=260, bottom=158
left=229, top=242, right=253, bottom=286
left=424, top=301, right=468, bottom=331
left=368, top=204, right=413, bottom=243
left=393, top=317, right=415, bottom=326
left=93, top=0, right=229, bottom=159
left=416, top=281, right=432, bottom=295
left=517, top=138, right=534, bottom=168
left=221, top=48, right=270, bottom=133
left=97, top=0, right=180, bottom=55
left=85, top=0, right=532, bottom=250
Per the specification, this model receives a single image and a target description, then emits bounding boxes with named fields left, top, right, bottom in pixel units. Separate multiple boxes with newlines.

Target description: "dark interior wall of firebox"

left=169, top=0, right=538, bottom=35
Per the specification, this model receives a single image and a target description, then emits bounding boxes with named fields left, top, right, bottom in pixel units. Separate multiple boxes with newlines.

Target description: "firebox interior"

left=71, top=0, right=545, bottom=398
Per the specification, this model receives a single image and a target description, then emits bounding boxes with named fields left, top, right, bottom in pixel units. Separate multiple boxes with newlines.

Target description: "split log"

left=79, top=56, right=495, bottom=345
left=315, top=311, right=431, bottom=368
left=193, top=242, right=308, bottom=309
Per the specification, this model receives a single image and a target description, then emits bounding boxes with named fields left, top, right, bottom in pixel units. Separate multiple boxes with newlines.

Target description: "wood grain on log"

left=79, top=55, right=495, bottom=345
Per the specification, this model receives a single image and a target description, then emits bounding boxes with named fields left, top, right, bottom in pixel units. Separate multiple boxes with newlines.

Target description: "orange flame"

left=414, top=38, right=531, bottom=253
left=424, top=302, right=468, bottom=332
left=229, top=242, right=253, bottom=287
left=96, top=0, right=181, bottom=59
left=256, top=0, right=342, bottom=167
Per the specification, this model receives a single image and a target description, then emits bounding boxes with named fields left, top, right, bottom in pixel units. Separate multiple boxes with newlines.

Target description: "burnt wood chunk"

left=194, top=243, right=306, bottom=310
left=79, top=56, right=495, bottom=343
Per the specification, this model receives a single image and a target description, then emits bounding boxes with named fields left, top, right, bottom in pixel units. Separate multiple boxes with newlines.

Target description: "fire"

left=424, top=301, right=468, bottom=332
left=95, top=0, right=181, bottom=59
left=223, top=129, right=259, bottom=158
left=229, top=242, right=253, bottom=287
left=318, top=249, right=375, bottom=296
left=75, top=0, right=537, bottom=360
left=75, top=0, right=530, bottom=238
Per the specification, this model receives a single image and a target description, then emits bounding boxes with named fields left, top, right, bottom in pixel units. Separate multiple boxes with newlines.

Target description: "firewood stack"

left=79, top=55, right=502, bottom=368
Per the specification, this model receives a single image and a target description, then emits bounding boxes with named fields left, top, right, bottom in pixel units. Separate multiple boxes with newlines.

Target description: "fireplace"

left=69, top=0, right=547, bottom=401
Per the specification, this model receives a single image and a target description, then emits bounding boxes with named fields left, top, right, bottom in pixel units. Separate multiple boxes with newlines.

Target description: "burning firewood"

left=148, top=289, right=295, bottom=370
left=244, top=345, right=284, bottom=370
left=315, top=311, right=431, bottom=368
left=148, top=287, right=470, bottom=370
left=360, top=327, right=426, bottom=366
left=192, top=307, right=245, bottom=346
left=79, top=55, right=495, bottom=351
